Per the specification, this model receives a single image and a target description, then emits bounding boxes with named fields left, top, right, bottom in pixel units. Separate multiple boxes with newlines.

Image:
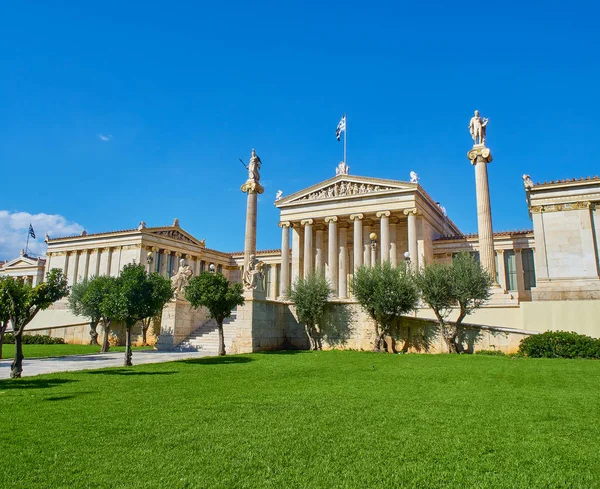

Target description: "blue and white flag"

left=336, top=115, right=346, bottom=141
left=28, top=224, right=36, bottom=239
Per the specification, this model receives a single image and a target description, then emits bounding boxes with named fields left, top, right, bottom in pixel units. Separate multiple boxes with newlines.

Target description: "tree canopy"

left=288, top=272, right=332, bottom=350
left=185, top=272, right=244, bottom=356
left=352, top=262, right=419, bottom=352
left=416, top=252, right=493, bottom=352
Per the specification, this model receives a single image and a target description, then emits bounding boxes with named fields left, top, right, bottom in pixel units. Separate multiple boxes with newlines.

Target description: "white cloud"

left=0, top=211, right=84, bottom=260
left=98, top=134, right=112, bottom=141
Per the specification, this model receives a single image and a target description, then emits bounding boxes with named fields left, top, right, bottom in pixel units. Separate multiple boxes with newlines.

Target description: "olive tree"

left=68, top=278, right=100, bottom=345
left=3, top=269, right=69, bottom=377
left=287, top=272, right=332, bottom=350
left=108, top=264, right=172, bottom=366
left=0, top=277, right=12, bottom=359
left=352, top=262, right=419, bottom=352
left=184, top=271, right=244, bottom=356
left=416, top=252, right=493, bottom=353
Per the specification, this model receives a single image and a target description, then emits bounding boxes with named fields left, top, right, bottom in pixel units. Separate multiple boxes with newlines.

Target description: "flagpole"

left=25, top=231, right=30, bottom=256
left=343, top=113, right=347, bottom=165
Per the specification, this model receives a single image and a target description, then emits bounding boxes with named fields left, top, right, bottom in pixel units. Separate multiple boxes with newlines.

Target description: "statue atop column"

left=469, top=110, right=489, bottom=146
left=248, top=149, right=261, bottom=183
left=171, top=258, right=193, bottom=297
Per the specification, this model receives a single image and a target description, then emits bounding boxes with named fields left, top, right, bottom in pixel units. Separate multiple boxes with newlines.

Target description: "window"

left=200, top=260, right=206, bottom=272
left=522, top=249, right=536, bottom=290
left=504, top=251, right=517, bottom=291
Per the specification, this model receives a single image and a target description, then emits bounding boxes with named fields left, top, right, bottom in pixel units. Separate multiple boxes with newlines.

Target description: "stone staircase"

left=175, top=311, right=237, bottom=353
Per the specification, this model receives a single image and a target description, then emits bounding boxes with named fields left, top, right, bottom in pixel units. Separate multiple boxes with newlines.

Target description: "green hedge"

left=518, top=331, right=600, bottom=359
left=1, top=333, right=65, bottom=345
left=474, top=349, right=506, bottom=356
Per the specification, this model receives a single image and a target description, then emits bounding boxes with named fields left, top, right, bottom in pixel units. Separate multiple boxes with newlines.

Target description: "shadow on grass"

left=256, top=350, right=310, bottom=356
left=178, top=356, right=254, bottom=365
left=0, top=378, right=78, bottom=390
left=87, top=370, right=178, bottom=376
left=43, top=391, right=95, bottom=401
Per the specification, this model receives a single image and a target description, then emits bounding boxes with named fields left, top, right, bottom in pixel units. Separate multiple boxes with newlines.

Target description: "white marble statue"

left=522, top=174, right=534, bottom=189
left=171, top=258, right=193, bottom=296
left=409, top=171, right=419, bottom=183
left=469, top=110, right=489, bottom=146
left=44, top=233, right=50, bottom=243
left=275, top=190, right=283, bottom=201
left=336, top=161, right=349, bottom=176
left=243, top=254, right=264, bottom=289
left=248, top=149, right=261, bottom=183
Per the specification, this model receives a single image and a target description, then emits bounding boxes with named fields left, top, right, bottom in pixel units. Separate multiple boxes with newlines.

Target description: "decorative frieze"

left=530, top=201, right=592, bottom=213
left=297, top=181, right=396, bottom=202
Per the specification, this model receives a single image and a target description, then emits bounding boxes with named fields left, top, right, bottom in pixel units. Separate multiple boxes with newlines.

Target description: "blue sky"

left=1, top=1, right=599, bottom=259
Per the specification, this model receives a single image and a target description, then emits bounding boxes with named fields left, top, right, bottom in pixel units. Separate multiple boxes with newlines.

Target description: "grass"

left=0, top=344, right=154, bottom=359
left=0, top=351, right=599, bottom=488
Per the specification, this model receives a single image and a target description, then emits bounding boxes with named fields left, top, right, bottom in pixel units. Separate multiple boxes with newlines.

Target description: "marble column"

left=363, top=223, right=372, bottom=268
left=240, top=174, right=264, bottom=276
left=377, top=211, right=391, bottom=264
left=338, top=224, right=348, bottom=299
left=468, top=146, right=496, bottom=280
left=63, top=252, right=70, bottom=280
left=160, top=250, right=170, bottom=277
left=270, top=265, right=279, bottom=298
left=105, top=248, right=113, bottom=276
left=83, top=250, right=90, bottom=280
left=301, top=219, right=314, bottom=278
left=325, top=216, right=338, bottom=295
left=279, top=221, right=291, bottom=296
left=93, top=248, right=101, bottom=277
left=389, top=219, right=398, bottom=267
left=350, top=214, right=364, bottom=271
left=70, top=251, right=79, bottom=285
left=315, top=226, right=324, bottom=275
left=514, top=248, right=526, bottom=298
left=404, top=208, right=418, bottom=268
left=291, top=224, right=302, bottom=286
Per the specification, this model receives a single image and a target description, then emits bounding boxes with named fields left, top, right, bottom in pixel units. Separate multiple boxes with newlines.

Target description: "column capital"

left=151, top=246, right=159, bottom=252
left=161, top=249, right=171, bottom=255
left=185, top=254, right=193, bottom=259
left=403, top=208, right=418, bottom=216
left=514, top=248, right=523, bottom=253
left=175, top=251, right=182, bottom=257
left=324, top=216, right=338, bottom=223
left=376, top=211, right=391, bottom=218
left=101, top=247, right=112, bottom=252
left=496, top=249, right=505, bottom=255
left=92, top=248, right=100, bottom=253
left=467, top=146, right=493, bottom=165
left=300, top=219, right=314, bottom=226
left=278, top=221, right=292, bottom=228
left=349, top=213, right=364, bottom=221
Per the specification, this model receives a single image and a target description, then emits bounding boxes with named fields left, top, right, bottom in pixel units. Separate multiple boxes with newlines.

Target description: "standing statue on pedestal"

left=171, top=259, right=193, bottom=297
left=469, top=110, right=489, bottom=146
left=248, top=149, right=261, bottom=183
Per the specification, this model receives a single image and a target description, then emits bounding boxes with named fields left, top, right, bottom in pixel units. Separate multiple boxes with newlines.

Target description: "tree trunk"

left=89, top=320, right=99, bottom=346
left=101, top=320, right=111, bottom=353
left=217, top=318, right=226, bottom=356
left=124, top=326, right=133, bottom=366
left=373, top=325, right=385, bottom=352
left=304, top=324, right=315, bottom=350
left=0, top=322, right=6, bottom=360
left=10, top=329, right=24, bottom=378
left=141, top=318, right=151, bottom=346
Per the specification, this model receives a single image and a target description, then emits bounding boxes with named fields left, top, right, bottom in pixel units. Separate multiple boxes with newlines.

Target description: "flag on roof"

left=336, top=115, right=346, bottom=141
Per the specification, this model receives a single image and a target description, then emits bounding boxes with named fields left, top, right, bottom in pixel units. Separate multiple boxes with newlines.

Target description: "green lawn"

left=1, top=351, right=599, bottom=488
left=0, top=343, right=154, bottom=359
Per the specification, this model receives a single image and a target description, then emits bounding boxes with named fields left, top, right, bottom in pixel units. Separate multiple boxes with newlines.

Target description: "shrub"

left=2, top=333, right=65, bottom=345
left=474, top=349, right=506, bottom=356
left=518, top=331, right=600, bottom=359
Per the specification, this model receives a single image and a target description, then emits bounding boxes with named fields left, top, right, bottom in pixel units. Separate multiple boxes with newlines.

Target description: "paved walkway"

left=0, top=350, right=214, bottom=379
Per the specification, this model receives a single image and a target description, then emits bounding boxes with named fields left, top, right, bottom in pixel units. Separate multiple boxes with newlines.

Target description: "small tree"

left=68, top=278, right=100, bottom=345
left=0, top=277, right=12, bottom=359
left=108, top=264, right=172, bottom=366
left=417, top=253, right=493, bottom=353
left=287, top=272, right=332, bottom=350
left=4, top=269, right=69, bottom=377
left=184, top=272, right=244, bottom=356
left=139, top=272, right=173, bottom=346
left=352, top=262, right=419, bottom=352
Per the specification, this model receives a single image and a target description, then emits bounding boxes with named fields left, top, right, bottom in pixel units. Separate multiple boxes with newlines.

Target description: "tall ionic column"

left=467, top=145, right=496, bottom=280
left=63, top=251, right=70, bottom=280
left=338, top=224, right=348, bottom=299
left=93, top=248, right=101, bottom=277
left=404, top=208, right=418, bottom=268
left=301, top=219, right=314, bottom=278
left=105, top=247, right=113, bottom=276
left=70, top=251, right=80, bottom=285
left=350, top=214, right=363, bottom=272
left=377, top=211, right=391, bottom=264
left=279, top=221, right=291, bottom=297
left=325, top=216, right=338, bottom=295
left=83, top=250, right=91, bottom=280
left=315, top=226, right=324, bottom=275
left=291, top=225, right=301, bottom=285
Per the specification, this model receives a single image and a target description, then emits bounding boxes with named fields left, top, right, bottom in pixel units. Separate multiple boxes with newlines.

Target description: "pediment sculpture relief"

left=296, top=181, right=396, bottom=202
left=153, top=230, right=196, bottom=244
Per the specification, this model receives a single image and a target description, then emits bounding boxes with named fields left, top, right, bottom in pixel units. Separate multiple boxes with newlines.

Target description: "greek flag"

left=28, top=224, right=36, bottom=239
left=336, top=115, right=346, bottom=141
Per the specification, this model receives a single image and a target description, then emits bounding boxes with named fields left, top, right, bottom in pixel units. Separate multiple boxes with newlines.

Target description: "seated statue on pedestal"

left=243, top=254, right=264, bottom=290
left=171, top=259, right=193, bottom=297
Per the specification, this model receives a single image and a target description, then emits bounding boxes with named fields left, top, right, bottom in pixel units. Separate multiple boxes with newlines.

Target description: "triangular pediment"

left=146, top=227, right=206, bottom=248
left=276, top=175, right=417, bottom=207
left=2, top=256, right=44, bottom=270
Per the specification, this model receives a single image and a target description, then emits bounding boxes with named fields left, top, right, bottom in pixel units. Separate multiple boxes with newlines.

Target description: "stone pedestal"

left=156, top=299, right=209, bottom=350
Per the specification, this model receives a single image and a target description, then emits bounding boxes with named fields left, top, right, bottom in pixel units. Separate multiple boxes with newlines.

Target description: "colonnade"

left=279, top=209, right=421, bottom=298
